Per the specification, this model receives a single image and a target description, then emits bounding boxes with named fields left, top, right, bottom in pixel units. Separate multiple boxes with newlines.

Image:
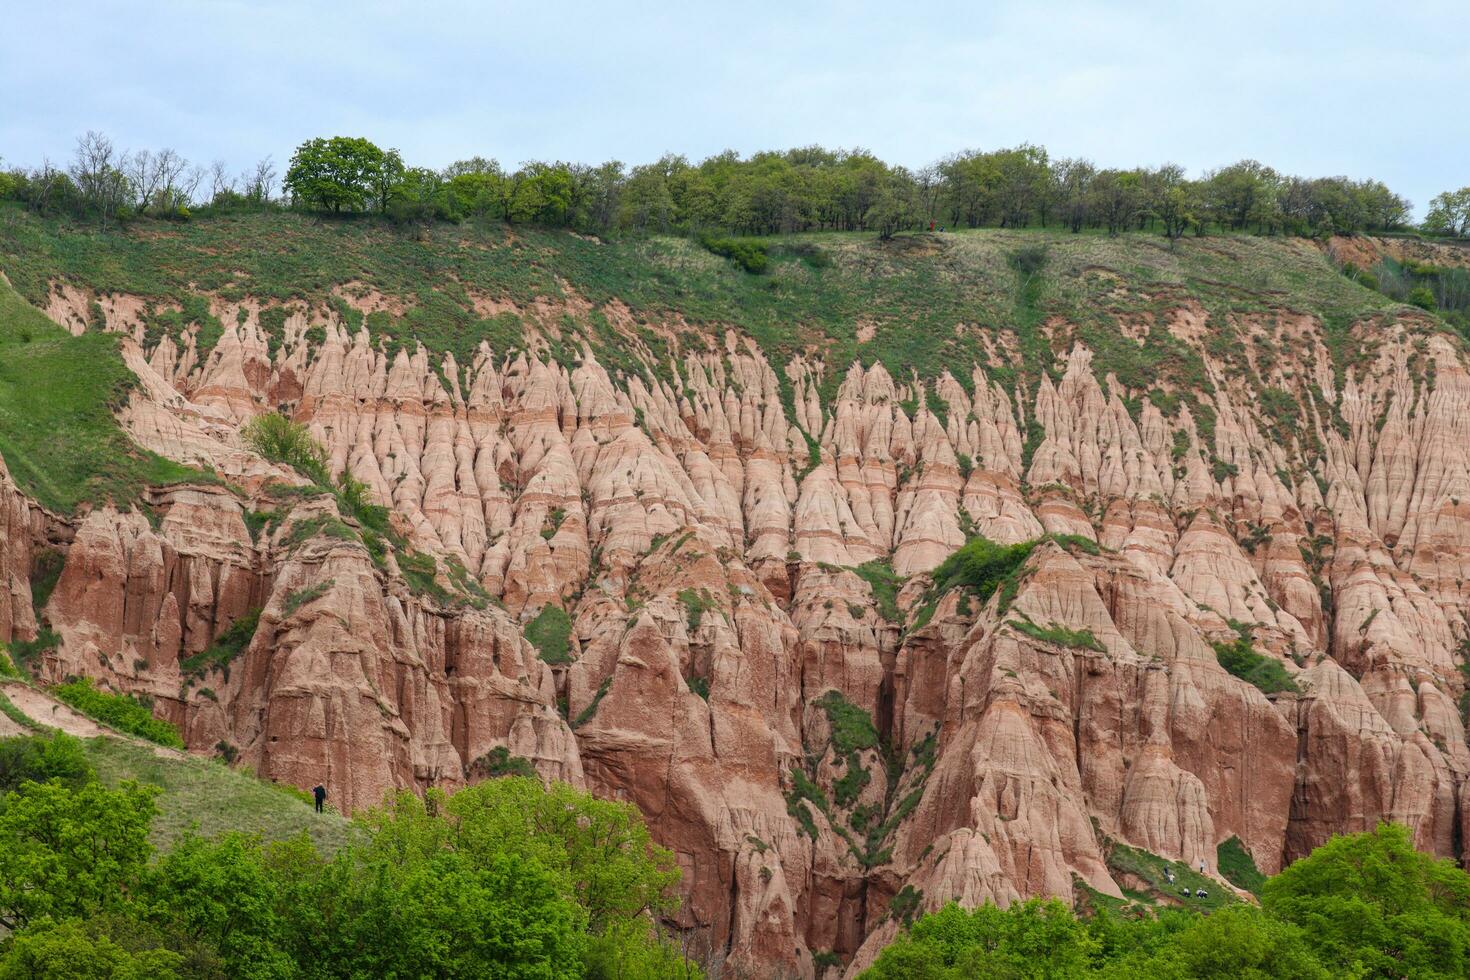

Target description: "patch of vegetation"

left=872, top=824, right=1470, bottom=980
left=282, top=579, right=334, bottom=617
left=572, top=676, right=612, bottom=728
left=785, top=766, right=831, bottom=841
left=889, top=884, right=923, bottom=926
left=524, top=604, right=573, bottom=664
left=396, top=549, right=450, bottom=603
left=469, top=745, right=537, bottom=779
left=678, top=587, right=716, bottom=631
left=0, top=687, right=38, bottom=729
left=1106, top=838, right=1238, bottom=912
left=27, top=548, right=64, bottom=617
left=14, top=748, right=688, bottom=974
left=1213, top=632, right=1300, bottom=695
left=700, top=235, right=769, bottom=274
left=51, top=677, right=185, bottom=748
left=853, top=561, right=903, bottom=624
left=1217, top=835, right=1267, bottom=896
left=816, top=690, right=879, bottom=756
left=179, top=608, right=261, bottom=680
left=832, top=758, right=871, bottom=808
left=541, top=506, right=567, bottom=540
left=0, top=275, right=209, bottom=513
left=0, top=730, right=94, bottom=793
left=8, top=627, right=58, bottom=673
left=1008, top=615, right=1105, bottom=652
left=284, top=514, right=358, bottom=548
left=242, top=412, right=329, bottom=484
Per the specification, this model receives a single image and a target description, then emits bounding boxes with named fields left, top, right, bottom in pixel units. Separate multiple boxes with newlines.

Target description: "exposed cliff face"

left=4, top=232, right=1470, bottom=977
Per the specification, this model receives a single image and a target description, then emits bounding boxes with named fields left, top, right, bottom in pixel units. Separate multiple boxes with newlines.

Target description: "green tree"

left=1425, top=187, right=1470, bottom=238
left=0, top=732, right=95, bottom=794
left=283, top=137, right=390, bottom=214
left=861, top=900, right=1100, bottom=979
left=1262, top=823, right=1470, bottom=979
left=0, top=918, right=184, bottom=980
left=0, top=780, right=157, bottom=931
left=363, top=777, right=681, bottom=930
left=1116, top=905, right=1329, bottom=979
left=138, top=834, right=293, bottom=979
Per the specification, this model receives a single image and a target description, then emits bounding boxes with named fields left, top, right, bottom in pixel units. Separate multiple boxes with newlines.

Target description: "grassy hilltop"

left=2, top=202, right=1450, bottom=519
left=0, top=206, right=1414, bottom=392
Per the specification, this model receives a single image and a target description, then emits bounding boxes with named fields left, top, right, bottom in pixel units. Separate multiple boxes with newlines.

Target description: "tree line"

left=861, top=823, right=1470, bottom=979
left=0, top=729, right=700, bottom=979
left=3, top=131, right=1468, bottom=241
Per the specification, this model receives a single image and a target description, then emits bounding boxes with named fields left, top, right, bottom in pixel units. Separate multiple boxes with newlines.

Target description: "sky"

left=3, top=0, right=1466, bottom=216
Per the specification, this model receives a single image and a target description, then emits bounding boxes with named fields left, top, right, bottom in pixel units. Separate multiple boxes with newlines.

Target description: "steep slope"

left=1, top=213, right=1468, bottom=976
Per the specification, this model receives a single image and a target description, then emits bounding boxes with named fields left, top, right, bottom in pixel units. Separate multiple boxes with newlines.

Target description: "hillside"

left=1, top=208, right=1469, bottom=976
left=0, top=678, right=350, bottom=851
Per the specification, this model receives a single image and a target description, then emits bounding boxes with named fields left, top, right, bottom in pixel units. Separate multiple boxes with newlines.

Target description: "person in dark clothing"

left=312, top=785, right=326, bottom=814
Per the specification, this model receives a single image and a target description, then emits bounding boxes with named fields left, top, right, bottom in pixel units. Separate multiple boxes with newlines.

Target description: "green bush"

left=241, top=412, right=329, bottom=484
left=700, top=235, right=769, bottom=274
left=52, top=678, right=185, bottom=748
left=930, top=535, right=1038, bottom=604
left=470, top=745, right=537, bottom=779
left=0, top=731, right=95, bottom=793
left=1213, top=636, right=1300, bottom=695
left=816, top=690, right=879, bottom=756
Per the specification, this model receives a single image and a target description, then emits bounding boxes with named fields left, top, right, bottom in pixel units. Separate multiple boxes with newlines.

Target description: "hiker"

left=313, top=784, right=326, bottom=814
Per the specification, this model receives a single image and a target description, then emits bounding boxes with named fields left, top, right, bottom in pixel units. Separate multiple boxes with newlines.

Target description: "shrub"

left=469, top=745, right=537, bottom=779
left=678, top=588, right=716, bottom=631
left=854, top=561, right=903, bottom=624
left=241, top=412, right=329, bottom=484
left=282, top=580, right=334, bottom=617
left=930, top=535, right=1037, bottom=603
left=0, top=731, right=95, bottom=793
left=51, top=678, right=185, bottom=748
left=816, top=690, right=879, bottom=756
left=700, top=235, right=769, bottom=274
left=1213, top=635, right=1300, bottom=695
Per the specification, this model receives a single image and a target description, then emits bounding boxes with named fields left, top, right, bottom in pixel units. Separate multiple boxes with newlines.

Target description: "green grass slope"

left=1, top=679, right=350, bottom=852
left=0, top=206, right=1428, bottom=435
left=0, top=272, right=203, bottom=512
left=85, top=737, right=353, bottom=852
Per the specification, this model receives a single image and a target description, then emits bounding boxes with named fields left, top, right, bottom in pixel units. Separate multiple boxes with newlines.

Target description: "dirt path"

left=0, top=680, right=186, bottom=757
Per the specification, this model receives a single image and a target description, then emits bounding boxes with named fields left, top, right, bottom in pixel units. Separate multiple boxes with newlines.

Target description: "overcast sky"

left=3, top=1, right=1466, bottom=215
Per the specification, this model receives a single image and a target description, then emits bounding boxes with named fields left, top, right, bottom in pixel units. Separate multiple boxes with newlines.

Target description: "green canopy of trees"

left=0, top=732, right=698, bottom=979
left=862, top=823, right=1470, bottom=980
left=6, top=131, right=1461, bottom=243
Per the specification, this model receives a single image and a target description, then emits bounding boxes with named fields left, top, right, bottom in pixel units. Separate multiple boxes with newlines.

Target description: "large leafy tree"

left=283, top=136, right=391, bottom=213
left=1262, top=822, right=1470, bottom=979
left=1425, top=188, right=1470, bottom=238
left=0, top=779, right=157, bottom=931
left=0, top=918, right=184, bottom=980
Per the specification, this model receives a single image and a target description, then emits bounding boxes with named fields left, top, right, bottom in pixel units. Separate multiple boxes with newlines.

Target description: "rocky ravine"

left=4, top=240, right=1470, bottom=977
